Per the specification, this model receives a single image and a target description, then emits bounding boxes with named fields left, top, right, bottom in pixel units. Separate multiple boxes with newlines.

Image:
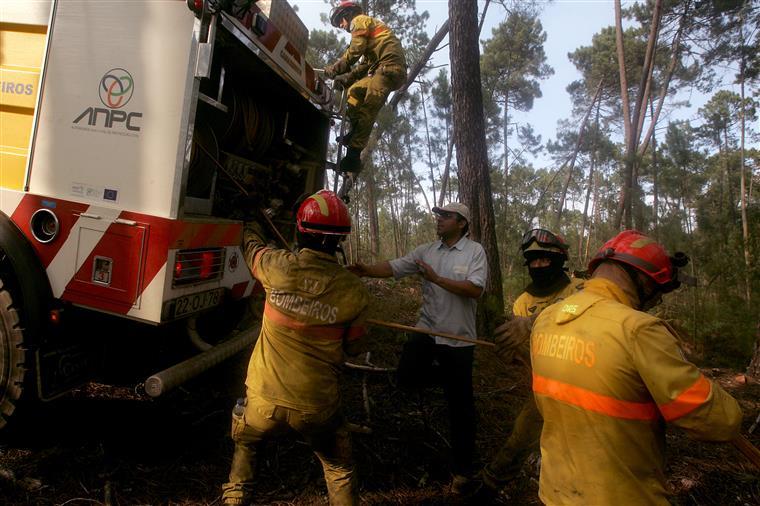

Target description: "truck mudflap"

left=36, top=344, right=95, bottom=401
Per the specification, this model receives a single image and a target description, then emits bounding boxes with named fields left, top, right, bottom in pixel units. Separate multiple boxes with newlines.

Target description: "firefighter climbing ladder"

left=314, top=69, right=355, bottom=201
left=332, top=81, right=356, bottom=201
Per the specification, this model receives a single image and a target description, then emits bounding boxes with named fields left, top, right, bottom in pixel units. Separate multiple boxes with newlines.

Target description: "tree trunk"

left=638, top=0, right=689, bottom=156
left=449, top=0, right=504, bottom=328
left=614, top=0, right=663, bottom=230
left=650, top=97, right=659, bottom=237
left=614, top=0, right=633, bottom=229
left=419, top=85, right=437, bottom=207
left=503, top=93, right=510, bottom=204
left=366, top=162, right=380, bottom=261
left=438, top=134, right=455, bottom=207
left=389, top=19, right=450, bottom=110
left=554, top=79, right=603, bottom=230
left=739, top=12, right=752, bottom=307
left=747, top=322, right=760, bottom=379
left=579, top=99, right=601, bottom=264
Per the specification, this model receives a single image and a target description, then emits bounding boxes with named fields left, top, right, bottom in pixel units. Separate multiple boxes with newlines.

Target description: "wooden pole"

left=732, top=435, right=760, bottom=470
left=366, top=318, right=494, bottom=348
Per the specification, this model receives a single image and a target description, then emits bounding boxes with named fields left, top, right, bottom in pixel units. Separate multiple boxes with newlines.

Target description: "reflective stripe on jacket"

left=531, top=277, right=742, bottom=505
left=341, top=14, right=406, bottom=74
left=243, top=228, right=370, bottom=413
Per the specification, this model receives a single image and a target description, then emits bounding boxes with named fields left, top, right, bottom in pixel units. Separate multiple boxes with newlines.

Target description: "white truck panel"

left=0, top=0, right=53, bottom=25
left=29, top=0, right=196, bottom=218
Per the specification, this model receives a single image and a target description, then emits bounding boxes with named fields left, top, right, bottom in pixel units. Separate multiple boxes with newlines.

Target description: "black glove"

left=324, top=63, right=338, bottom=79
left=325, top=60, right=349, bottom=79
left=493, top=316, right=534, bottom=363
left=334, top=73, right=355, bottom=87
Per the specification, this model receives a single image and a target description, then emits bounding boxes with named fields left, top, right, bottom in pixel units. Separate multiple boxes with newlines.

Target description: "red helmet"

left=296, top=190, right=351, bottom=235
left=330, top=1, right=362, bottom=27
left=588, top=230, right=688, bottom=292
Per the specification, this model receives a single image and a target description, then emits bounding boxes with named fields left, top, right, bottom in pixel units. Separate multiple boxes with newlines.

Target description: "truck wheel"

left=0, top=279, right=26, bottom=429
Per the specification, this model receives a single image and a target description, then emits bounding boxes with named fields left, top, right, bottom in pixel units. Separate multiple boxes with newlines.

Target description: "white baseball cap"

left=432, top=203, right=470, bottom=223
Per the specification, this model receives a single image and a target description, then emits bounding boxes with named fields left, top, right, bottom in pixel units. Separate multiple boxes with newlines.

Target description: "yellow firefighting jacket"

left=531, top=277, right=742, bottom=505
left=338, top=14, right=406, bottom=75
left=497, top=277, right=585, bottom=364
left=242, top=228, right=370, bottom=413
left=513, top=276, right=585, bottom=318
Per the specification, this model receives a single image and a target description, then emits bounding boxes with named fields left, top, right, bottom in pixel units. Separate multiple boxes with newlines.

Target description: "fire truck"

left=0, top=0, right=334, bottom=428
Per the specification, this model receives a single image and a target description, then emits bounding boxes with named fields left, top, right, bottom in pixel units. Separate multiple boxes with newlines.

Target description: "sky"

left=291, top=0, right=742, bottom=168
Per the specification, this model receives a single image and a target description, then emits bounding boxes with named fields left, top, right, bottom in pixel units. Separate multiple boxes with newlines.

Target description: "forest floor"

left=0, top=278, right=759, bottom=505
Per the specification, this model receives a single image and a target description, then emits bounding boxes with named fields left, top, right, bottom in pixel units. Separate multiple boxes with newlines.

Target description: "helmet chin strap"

left=336, top=243, right=348, bottom=265
left=620, top=263, right=660, bottom=310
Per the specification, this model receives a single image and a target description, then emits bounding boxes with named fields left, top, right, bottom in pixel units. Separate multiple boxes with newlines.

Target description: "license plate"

left=171, top=288, right=224, bottom=318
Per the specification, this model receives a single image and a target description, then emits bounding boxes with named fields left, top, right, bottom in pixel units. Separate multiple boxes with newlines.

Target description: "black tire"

left=0, top=278, right=26, bottom=429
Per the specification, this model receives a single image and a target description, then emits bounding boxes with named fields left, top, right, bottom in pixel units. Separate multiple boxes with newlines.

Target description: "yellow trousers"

left=221, top=393, right=357, bottom=505
left=345, top=63, right=406, bottom=150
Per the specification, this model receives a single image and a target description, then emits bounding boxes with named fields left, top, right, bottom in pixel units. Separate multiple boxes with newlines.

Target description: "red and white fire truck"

left=0, top=0, right=333, bottom=427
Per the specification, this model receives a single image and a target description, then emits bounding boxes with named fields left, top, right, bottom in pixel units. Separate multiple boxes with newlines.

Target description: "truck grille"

left=173, top=248, right=226, bottom=287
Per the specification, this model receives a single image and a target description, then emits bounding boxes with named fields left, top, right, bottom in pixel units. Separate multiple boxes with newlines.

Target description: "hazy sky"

left=292, top=1, right=738, bottom=167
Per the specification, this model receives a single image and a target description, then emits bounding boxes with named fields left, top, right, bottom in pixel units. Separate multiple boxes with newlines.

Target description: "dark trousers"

left=396, top=333, right=476, bottom=476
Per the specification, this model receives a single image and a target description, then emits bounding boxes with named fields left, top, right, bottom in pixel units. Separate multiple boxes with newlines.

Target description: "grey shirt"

left=389, top=236, right=487, bottom=347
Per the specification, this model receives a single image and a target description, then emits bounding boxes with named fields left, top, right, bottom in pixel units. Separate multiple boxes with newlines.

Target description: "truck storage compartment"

left=184, top=11, right=329, bottom=243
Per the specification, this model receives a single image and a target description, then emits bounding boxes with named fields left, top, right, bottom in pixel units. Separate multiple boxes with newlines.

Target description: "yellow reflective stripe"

left=533, top=373, right=659, bottom=421
left=658, top=374, right=712, bottom=421
left=310, top=193, right=330, bottom=216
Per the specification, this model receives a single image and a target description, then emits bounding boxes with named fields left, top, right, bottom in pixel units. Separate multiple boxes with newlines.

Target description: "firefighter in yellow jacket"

left=221, top=190, right=370, bottom=506
left=324, top=1, right=407, bottom=173
left=531, top=230, right=742, bottom=505
left=479, top=229, right=584, bottom=497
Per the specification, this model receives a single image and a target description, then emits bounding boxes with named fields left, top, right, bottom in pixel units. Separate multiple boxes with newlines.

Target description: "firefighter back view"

left=531, top=230, right=742, bottom=505
left=480, top=229, right=584, bottom=497
left=324, top=1, right=407, bottom=173
left=221, top=190, right=370, bottom=506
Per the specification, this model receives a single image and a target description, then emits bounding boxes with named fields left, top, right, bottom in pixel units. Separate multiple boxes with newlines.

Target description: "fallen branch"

left=732, top=435, right=760, bottom=470
left=749, top=411, right=760, bottom=434
left=344, top=362, right=395, bottom=373
left=367, top=318, right=495, bottom=347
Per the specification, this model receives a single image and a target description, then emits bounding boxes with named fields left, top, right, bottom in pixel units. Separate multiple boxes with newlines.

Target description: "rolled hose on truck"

left=144, top=323, right=260, bottom=397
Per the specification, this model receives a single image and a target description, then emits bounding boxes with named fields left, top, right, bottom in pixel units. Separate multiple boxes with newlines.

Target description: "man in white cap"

left=349, top=203, right=487, bottom=494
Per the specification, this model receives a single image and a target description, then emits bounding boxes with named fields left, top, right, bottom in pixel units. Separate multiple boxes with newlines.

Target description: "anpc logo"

left=73, top=68, right=142, bottom=132
left=99, top=68, right=134, bottom=109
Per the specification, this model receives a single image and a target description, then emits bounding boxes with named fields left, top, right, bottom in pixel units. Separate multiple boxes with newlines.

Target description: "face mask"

left=529, top=261, right=564, bottom=288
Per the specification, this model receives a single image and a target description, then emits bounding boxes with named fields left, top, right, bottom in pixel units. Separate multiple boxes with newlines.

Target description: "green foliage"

left=306, top=29, right=344, bottom=68
left=480, top=10, right=554, bottom=112
left=321, top=0, right=760, bottom=369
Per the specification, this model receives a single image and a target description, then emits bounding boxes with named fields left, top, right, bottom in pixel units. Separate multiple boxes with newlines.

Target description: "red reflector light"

left=172, top=248, right=225, bottom=287
left=49, top=309, right=61, bottom=324
left=200, top=251, right=214, bottom=279
left=187, top=0, right=203, bottom=13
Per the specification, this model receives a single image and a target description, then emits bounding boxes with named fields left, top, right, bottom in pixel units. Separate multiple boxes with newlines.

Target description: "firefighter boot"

left=340, top=147, right=362, bottom=173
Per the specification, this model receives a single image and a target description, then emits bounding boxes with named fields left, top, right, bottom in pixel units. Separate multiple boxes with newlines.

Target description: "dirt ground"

left=1, top=278, right=758, bottom=505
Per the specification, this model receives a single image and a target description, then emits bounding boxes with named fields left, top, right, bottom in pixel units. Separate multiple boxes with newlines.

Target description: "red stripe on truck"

left=10, top=194, right=89, bottom=268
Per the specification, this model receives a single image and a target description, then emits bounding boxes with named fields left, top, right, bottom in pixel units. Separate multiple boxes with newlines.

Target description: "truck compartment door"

left=64, top=216, right=148, bottom=312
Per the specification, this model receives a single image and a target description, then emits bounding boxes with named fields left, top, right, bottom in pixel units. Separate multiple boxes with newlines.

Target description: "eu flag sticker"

left=103, top=188, right=118, bottom=201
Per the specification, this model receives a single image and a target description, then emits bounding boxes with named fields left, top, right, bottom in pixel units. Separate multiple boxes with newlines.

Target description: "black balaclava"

left=525, top=251, right=570, bottom=296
